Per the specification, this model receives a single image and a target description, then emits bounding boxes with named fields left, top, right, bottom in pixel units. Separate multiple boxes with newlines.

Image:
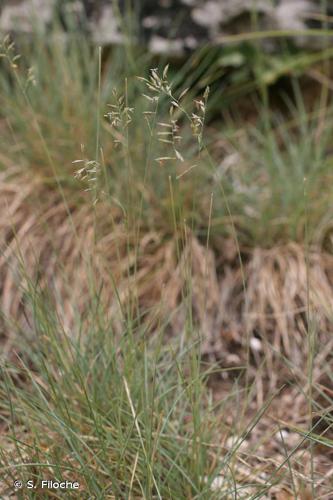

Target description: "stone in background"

left=1, top=1, right=332, bottom=54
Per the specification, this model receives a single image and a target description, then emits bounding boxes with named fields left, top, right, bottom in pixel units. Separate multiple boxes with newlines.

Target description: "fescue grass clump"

left=1, top=32, right=333, bottom=366
left=1, top=279, right=333, bottom=498
left=0, top=282, right=231, bottom=498
left=1, top=20, right=333, bottom=497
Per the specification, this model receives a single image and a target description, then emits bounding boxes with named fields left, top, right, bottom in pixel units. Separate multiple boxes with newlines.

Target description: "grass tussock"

left=1, top=164, right=333, bottom=378
left=1, top=21, right=333, bottom=498
left=0, top=275, right=332, bottom=498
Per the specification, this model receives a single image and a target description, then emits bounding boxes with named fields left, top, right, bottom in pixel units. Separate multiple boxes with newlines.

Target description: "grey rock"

left=0, top=0, right=56, bottom=33
left=88, top=4, right=123, bottom=45
left=0, top=0, right=332, bottom=54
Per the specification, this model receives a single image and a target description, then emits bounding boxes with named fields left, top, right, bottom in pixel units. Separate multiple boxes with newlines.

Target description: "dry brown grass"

left=2, top=166, right=333, bottom=382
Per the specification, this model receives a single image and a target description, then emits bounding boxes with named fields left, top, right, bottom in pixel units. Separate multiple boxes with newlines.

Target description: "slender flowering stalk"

left=139, top=66, right=209, bottom=166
